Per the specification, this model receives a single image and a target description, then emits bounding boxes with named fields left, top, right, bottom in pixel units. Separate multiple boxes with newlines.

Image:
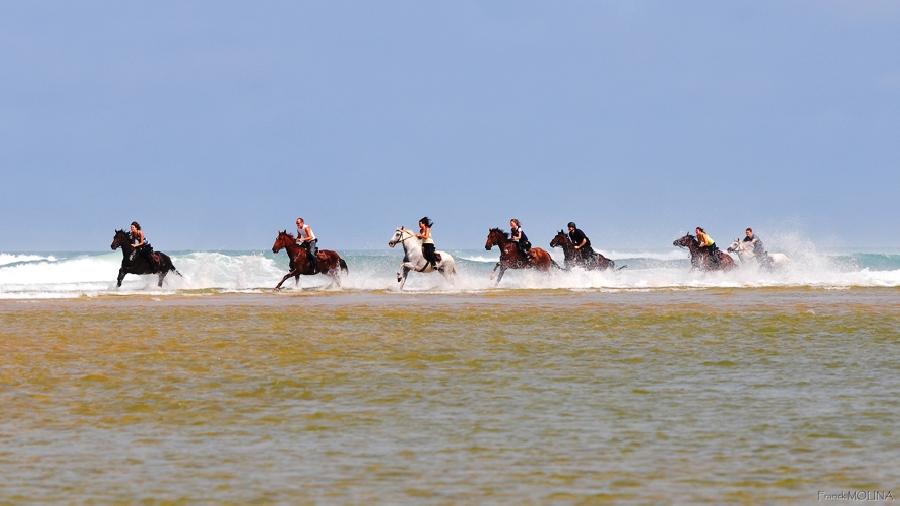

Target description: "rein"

left=392, top=228, right=417, bottom=247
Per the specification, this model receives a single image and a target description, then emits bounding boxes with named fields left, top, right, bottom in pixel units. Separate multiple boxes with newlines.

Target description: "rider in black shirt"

left=510, top=218, right=531, bottom=262
left=567, top=222, right=594, bottom=263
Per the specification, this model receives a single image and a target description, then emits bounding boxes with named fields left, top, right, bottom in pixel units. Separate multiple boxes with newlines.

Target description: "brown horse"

left=271, top=231, right=349, bottom=290
left=673, top=234, right=736, bottom=271
left=549, top=230, right=618, bottom=271
left=485, top=228, right=559, bottom=284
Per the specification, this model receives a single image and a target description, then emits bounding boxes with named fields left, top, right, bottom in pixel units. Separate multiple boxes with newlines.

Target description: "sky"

left=1, top=1, right=898, bottom=251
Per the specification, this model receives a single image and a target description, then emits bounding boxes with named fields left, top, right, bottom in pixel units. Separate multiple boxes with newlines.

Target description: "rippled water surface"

left=2, top=289, right=898, bottom=503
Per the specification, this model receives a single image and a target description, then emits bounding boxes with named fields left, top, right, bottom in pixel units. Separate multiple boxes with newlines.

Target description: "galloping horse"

left=673, top=234, right=736, bottom=271
left=726, top=238, right=790, bottom=270
left=110, top=229, right=182, bottom=287
left=271, top=231, right=348, bottom=290
left=549, top=230, right=618, bottom=271
left=388, top=226, right=457, bottom=290
left=485, top=228, right=559, bottom=285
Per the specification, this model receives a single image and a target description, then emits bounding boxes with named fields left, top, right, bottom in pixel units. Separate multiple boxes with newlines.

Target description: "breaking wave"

left=1, top=241, right=898, bottom=298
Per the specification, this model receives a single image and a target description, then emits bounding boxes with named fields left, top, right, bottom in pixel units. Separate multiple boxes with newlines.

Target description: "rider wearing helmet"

left=509, top=218, right=531, bottom=263
left=417, top=216, right=437, bottom=271
left=567, top=222, right=594, bottom=263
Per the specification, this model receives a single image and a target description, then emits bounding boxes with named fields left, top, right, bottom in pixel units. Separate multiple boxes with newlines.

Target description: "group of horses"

left=110, top=227, right=786, bottom=291
left=672, top=234, right=790, bottom=272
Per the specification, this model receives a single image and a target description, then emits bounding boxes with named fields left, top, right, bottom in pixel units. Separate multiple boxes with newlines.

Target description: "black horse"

left=110, top=229, right=182, bottom=287
left=549, top=230, right=619, bottom=271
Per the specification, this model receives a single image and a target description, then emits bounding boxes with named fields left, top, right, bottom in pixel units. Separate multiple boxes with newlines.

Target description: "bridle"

left=389, top=227, right=416, bottom=247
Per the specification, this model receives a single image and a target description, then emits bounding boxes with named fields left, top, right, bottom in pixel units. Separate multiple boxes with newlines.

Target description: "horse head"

left=726, top=237, right=743, bottom=253
left=485, top=228, right=506, bottom=250
left=388, top=226, right=407, bottom=248
left=273, top=230, right=292, bottom=254
left=111, top=229, right=128, bottom=250
left=550, top=230, right=569, bottom=248
left=673, top=234, right=697, bottom=249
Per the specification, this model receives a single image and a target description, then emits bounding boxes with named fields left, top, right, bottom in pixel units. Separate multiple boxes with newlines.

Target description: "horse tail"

left=551, top=258, right=563, bottom=270
left=616, top=265, right=627, bottom=271
left=339, top=258, right=349, bottom=275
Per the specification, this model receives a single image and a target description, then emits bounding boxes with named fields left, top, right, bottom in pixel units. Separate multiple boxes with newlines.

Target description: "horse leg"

left=439, top=263, right=455, bottom=285
left=332, top=270, right=342, bottom=288
left=490, top=262, right=501, bottom=280
left=275, top=270, right=298, bottom=290
left=294, top=274, right=299, bottom=286
left=495, top=266, right=507, bottom=286
left=116, top=268, right=127, bottom=288
left=398, top=266, right=411, bottom=290
left=158, top=271, right=167, bottom=287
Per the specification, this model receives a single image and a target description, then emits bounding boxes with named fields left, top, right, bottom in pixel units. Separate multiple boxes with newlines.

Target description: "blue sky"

left=2, top=1, right=898, bottom=250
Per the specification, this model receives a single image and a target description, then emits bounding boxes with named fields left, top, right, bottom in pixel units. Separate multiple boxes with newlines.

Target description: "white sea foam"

left=1, top=244, right=898, bottom=298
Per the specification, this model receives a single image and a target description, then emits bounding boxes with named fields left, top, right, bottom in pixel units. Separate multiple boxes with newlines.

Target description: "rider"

left=295, top=217, right=318, bottom=274
left=742, top=227, right=770, bottom=266
left=696, top=226, right=720, bottom=266
left=509, top=218, right=531, bottom=262
left=567, top=222, right=594, bottom=263
left=417, top=216, right=437, bottom=271
left=129, top=221, right=155, bottom=268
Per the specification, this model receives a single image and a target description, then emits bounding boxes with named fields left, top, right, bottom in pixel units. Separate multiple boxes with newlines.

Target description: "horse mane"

left=280, top=230, right=296, bottom=239
left=489, top=227, right=509, bottom=239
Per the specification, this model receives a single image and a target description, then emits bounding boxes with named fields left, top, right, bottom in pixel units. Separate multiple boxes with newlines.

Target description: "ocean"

left=1, top=242, right=899, bottom=298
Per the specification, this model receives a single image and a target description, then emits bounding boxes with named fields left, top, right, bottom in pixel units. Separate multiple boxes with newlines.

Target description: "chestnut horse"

left=549, top=230, right=618, bottom=271
left=110, top=229, right=181, bottom=288
left=272, top=231, right=349, bottom=290
left=673, top=234, right=736, bottom=271
left=485, top=228, right=559, bottom=285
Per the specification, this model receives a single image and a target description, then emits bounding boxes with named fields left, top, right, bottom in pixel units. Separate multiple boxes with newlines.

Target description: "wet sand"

left=2, top=288, right=898, bottom=503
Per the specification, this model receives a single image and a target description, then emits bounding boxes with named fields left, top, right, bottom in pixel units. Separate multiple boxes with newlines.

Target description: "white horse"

left=727, top=238, right=791, bottom=269
left=388, top=226, right=457, bottom=290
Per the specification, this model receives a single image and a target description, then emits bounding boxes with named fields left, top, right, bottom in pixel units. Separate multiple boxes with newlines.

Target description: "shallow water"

left=2, top=246, right=899, bottom=298
left=1, top=289, right=898, bottom=503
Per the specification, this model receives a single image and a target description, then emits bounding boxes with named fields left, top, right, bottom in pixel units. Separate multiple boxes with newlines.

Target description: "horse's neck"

left=119, top=237, right=133, bottom=257
left=559, top=239, right=575, bottom=259
left=284, top=241, right=304, bottom=261
left=688, top=240, right=700, bottom=255
left=401, top=234, right=423, bottom=258
left=499, top=240, right=519, bottom=259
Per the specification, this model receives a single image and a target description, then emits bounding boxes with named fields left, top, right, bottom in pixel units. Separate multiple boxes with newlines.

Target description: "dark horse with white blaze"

left=673, top=234, right=736, bottom=271
left=549, top=230, right=618, bottom=271
left=271, top=231, right=348, bottom=290
left=485, top=228, right=559, bottom=285
left=110, top=229, right=182, bottom=287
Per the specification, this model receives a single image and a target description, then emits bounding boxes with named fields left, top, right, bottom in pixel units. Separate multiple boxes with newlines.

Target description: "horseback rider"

left=567, top=222, right=594, bottom=263
left=742, top=227, right=771, bottom=267
left=509, top=218, right=531, bottom=263
left=696, top=226, right=720, bottom=266
left=416, top=216, right=437, bottom=271
left=295, top=217, right=318, bottom=274
left=129, top=221, right=156, bottom=268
